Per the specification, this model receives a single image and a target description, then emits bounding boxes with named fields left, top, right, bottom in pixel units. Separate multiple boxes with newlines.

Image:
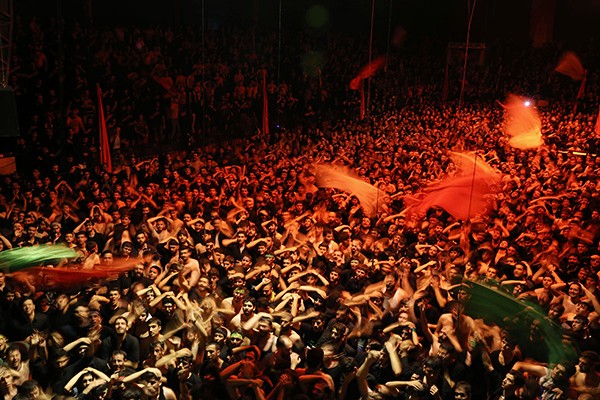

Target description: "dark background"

left=14, top=0, right=600, bottom=46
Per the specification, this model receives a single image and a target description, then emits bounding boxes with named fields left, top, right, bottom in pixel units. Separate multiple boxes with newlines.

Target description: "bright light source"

left=524, top=101, right=531, bottom=107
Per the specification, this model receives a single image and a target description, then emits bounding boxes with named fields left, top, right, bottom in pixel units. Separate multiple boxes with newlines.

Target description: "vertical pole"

left=385, top=0, right=393, bottom=72
left=366, top=0, right=375, bottom=115
left=459, top=0, right=477, bottom=109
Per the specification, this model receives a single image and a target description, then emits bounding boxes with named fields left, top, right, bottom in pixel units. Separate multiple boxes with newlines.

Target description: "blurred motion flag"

left=0, top=245, right=77, bottom=273
left=315, top=164, right=387, bottom=217
left=464, top=280, right=574, bottom=364
left=501, top=94, right=543, bottom=149
left=406, top=152, right=500, bottom=221
left=555, top=52, right=585, bottom=81
left=97, top=85, right=113, bottom=172
left=349, top=55, right=387, bottom=90
left=11, top=259, right=141, bottom=290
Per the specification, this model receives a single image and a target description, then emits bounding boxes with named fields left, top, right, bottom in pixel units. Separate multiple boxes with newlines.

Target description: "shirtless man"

left=434, top=301, right=478, bottom=352
left=177, top=247, right=200, bottom=293
left=570, top=351, right=600, bottom=400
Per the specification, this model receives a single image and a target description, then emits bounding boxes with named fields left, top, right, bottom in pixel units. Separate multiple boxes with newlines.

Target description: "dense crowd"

left=0, top=15, right=600, bottom=400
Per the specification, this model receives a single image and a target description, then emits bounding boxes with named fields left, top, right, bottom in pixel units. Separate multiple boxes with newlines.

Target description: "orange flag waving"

left=349, top=56, right=387, bottom=90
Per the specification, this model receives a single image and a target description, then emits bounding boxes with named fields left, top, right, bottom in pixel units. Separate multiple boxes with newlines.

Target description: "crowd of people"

left=0, top=13, right=600, bottom=400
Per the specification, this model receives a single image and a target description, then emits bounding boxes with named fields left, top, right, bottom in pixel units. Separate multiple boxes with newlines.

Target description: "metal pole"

left=385, top=0, right=392, bottom=72
left=458, top=0, right=477, bottom=108
left=367, top=0, right=375, bottom=115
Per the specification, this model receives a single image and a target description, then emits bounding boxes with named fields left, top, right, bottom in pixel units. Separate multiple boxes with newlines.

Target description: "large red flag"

left=555, top=52, right=585, bottom=81
left=262, top=69, right=269, bottom=135
left=501, top=94, right=543, bottom=149
left=315, top=164, right=388, bottom=217
left=96, top=85, right=112, bottom=172
left=349, top=55, right=387, bottom=90
left=406, top=153, right=501, bottom=221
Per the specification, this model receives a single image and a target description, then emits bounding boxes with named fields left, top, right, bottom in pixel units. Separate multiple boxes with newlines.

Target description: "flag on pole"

left=315, top=164, right=388, bottom=217
left=406, top=152, right=501, bottom=221
left=573, top=70, right=587, bottom=113
left=349, top=55, right=387, bottom=90
left=96, top=85, right=112, bottom=172
left=576, top=70, right=587, bottom=100
left=262, top=69, right=269, bottom=135
left=555, top=52, right=585, bottom=81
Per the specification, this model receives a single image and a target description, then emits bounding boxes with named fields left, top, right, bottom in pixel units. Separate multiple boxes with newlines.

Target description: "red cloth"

left=407, top=153, right=501, bottom=221
left=349, top=56, right=386, bottom=90
left=555, top=52, right=585, bottom=81
left=12, top=259, right=140, bottom=290
left=97, top=85, right=112, bottom=172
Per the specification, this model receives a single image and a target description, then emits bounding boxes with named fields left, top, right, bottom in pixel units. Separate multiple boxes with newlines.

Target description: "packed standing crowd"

left=0, top=14, right=600, bottom=400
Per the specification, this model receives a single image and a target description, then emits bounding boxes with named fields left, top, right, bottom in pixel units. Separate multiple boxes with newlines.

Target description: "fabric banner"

left=96, top=85, right=112, bottom=172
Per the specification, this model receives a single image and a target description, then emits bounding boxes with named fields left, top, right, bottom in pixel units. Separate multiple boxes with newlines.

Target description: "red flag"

left=262, top=70, right=269, bottom=135
left=555, top=52, right=585, bottom=81
left=96, top=85, right=112, bottom=172
left=11, top=258, right=141, bottom=291
left=406, top=153, right=501, bottom=221
left=315, top=164, right=388, bottom=217
left=350, top=55, right=387, bottom=90
left=576, top=70, right=587, bottom=100
left=501, top=94, right=543, bottom=149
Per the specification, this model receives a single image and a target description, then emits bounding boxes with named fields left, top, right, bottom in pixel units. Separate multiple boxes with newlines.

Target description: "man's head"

left=113, top=316, right=129, bottom=335
left=6, top=345, right=22, bottom=369
left=205, top=342, right=221, bottom=362
left=257, top=316, right=273, bottom=336
left=147, top=318, right=162, bottom=337
left=110, top=350, right=127, bottom=372
left=21, top=298, right=35, bottom=317
left=242, top=297, right=256, bottom=316
left=139, top=369, right=162, bottom=397
left=501, top=370, right=524, bottom=391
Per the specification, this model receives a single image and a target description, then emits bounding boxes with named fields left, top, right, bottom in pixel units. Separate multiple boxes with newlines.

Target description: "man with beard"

left=298, top=312, right=326, bottom=348
left=8, top=297, right=50, bottom=341
left=230, top=297, right=256, bottom=332
left=176, top=247, right=200, bottom=293
left=123, top=368, right=177, bottom=400
left=200, top=342, right=228, bottom=374
left=163, top=352, right=202, bottom=399
left=99, top=286, right=130, bottom=323
left=98, top=316, right=140, bottom=368
left=243, top=314, right=278, bottom=356
left=489, top=369, right=525, bottom=400
left=569, top=351, right=600, bottom=400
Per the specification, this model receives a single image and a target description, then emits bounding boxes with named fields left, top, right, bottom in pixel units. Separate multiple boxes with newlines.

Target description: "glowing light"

left=524, top=101, right=531, bottom=107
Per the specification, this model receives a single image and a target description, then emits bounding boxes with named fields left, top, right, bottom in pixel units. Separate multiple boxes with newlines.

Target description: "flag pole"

left=458, top=0, right=478, bottom=109
left=366, top=0, right=375, bottom=116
